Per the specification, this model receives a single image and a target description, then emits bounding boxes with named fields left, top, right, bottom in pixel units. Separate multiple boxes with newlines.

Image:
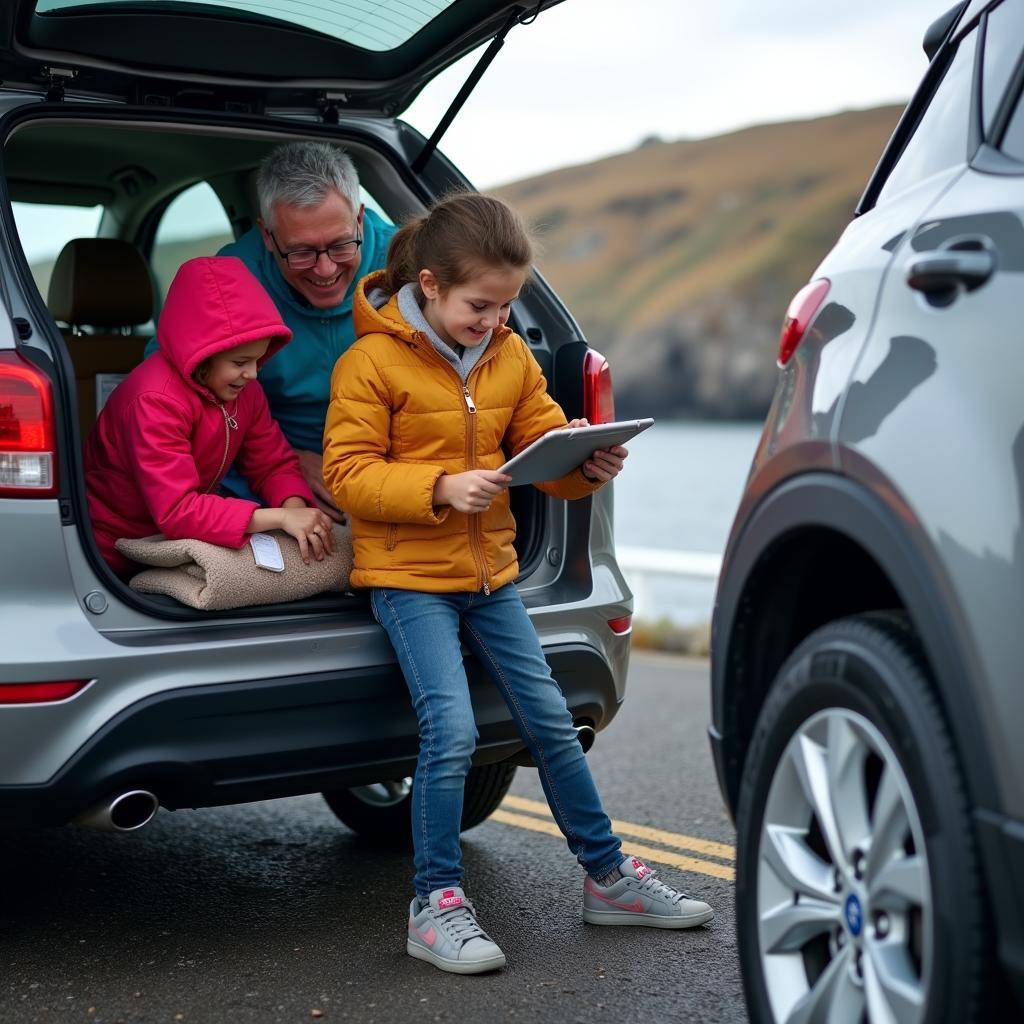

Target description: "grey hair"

left=257, top=141, right=362, bottom=229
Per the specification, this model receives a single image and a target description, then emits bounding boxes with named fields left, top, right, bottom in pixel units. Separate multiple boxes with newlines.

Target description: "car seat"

left=47, top=238, right=154, bottom=438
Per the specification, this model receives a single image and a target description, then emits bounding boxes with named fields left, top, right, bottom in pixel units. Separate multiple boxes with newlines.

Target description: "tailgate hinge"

left=42, top=66, right=77, bottom=102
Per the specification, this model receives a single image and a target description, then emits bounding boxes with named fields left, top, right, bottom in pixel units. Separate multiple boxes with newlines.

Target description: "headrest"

left=47, top=238, right=154, bottom=328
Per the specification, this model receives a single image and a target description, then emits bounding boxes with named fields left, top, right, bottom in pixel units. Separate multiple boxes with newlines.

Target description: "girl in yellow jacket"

left=323, top=193, right=713, bottom=974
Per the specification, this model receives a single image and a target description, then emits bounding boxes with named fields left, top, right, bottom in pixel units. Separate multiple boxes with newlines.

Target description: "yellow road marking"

left=490, top=809, right=735, bottom=882
left=502, top=794, right=735, bottom=862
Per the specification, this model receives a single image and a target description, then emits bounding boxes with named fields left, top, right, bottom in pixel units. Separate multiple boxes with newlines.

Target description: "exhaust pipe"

left=575, top=722, right=596, bottom=753
left=511, top=720, right=596, bottom=766
left=75, top=790, right=159, bottom=832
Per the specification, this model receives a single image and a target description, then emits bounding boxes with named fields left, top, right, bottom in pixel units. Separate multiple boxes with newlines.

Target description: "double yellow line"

left=493, top=794, right=735, bottom=882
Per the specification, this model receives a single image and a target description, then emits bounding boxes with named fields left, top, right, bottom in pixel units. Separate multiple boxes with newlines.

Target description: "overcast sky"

left=405, top=0, right=952, bottom=188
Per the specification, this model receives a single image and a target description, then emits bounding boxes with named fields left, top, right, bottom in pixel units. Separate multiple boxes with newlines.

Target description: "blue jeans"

left=370, top=583, right=623, bottom=897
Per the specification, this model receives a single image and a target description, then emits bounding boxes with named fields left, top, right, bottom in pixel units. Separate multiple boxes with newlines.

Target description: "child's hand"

left=582, top=445, right=628, bottom=482
left=279, top=506, right=335, bottom=563
left=564, top=418, right=628, bottom=482
left=434, top=470, right=511, bottom=514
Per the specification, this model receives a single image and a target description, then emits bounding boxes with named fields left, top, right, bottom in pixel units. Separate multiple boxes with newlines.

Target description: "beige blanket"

left=116, top=526, right=353, bottom=611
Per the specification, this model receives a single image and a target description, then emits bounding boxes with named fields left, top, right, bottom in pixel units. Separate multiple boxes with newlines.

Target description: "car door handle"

left=905, top=237, right=996, bottom=306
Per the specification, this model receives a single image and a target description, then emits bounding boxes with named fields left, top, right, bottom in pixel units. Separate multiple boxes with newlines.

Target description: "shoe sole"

left=581, top=906, right=715, bottom=929
left=407, top=939, right=506, bottom=974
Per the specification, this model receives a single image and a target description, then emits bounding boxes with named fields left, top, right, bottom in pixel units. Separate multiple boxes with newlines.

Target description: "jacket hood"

left=157, top=256, right=293, bottom=393
left=353, top=271, right=418, bottom=343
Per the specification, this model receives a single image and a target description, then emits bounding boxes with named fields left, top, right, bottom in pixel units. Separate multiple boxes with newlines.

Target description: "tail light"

left=0, top=680, right=89, bottom=704
left=583, top=348, right=615, bottom=424
left=777, top=278, right=830, bottom=367
left=607, top=615, right=632, bottom=635
left=0, top=349, right=58, bottom=497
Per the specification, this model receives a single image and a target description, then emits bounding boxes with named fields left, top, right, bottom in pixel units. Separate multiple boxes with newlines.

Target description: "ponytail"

left=382, top=192, right=534, bottom=296
left=382, top=217, right=426, bottom=295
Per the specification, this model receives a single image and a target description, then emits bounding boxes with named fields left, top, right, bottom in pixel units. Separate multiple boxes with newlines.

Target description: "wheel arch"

left=711, top=471, right=998, bottom=818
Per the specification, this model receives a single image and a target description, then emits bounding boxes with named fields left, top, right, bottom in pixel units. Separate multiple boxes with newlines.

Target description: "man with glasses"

left=220, top=140, right=395, bottom=519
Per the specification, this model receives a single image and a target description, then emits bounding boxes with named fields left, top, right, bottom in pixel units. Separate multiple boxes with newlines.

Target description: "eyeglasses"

left=267, top=230, right=362, bottom=270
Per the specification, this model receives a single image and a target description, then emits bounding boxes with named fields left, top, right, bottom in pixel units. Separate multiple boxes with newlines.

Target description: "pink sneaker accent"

left=631, top=857, right=653, bottom=881
left=409, top=922, right=437, bottom=946
left=437, top=890, right=464, bottom=910
left=585, top=876, right=645, bottom=913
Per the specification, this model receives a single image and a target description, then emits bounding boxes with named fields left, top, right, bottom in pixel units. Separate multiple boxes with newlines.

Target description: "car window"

left=982, top=0, right=1024, bottom=136
left=11, top=201, right=104, bottom=301
left=37, top=0, right=458, bottom=52
left=876, top=29, right=978, bottom=205
left=1000, top=78, right=1024, bottom=159
left=151, top=181, right=234, bottom=300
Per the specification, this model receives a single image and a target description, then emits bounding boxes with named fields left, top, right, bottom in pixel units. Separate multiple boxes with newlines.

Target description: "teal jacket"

left=216, top=208, right=395, bottom=454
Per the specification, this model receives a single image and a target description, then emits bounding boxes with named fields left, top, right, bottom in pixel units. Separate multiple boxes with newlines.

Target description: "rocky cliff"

left=495, top=105, right=903, bottom=420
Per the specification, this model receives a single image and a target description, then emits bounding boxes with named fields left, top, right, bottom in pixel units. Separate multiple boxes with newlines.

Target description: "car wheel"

left=736, top=612, right=984, bottom=1024
left=322, top=762, right=518, bottom=844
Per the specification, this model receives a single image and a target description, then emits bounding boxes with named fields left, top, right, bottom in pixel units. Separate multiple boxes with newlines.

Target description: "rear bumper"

left=0, top=643, right=619, bottom=826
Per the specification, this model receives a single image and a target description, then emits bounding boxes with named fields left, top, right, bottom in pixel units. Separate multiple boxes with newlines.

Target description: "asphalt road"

left=0, top=653, right=745, bottom=1024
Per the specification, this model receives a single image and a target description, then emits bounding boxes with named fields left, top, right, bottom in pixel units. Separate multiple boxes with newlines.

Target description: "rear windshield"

left=34, top=0, right=455, bottom=51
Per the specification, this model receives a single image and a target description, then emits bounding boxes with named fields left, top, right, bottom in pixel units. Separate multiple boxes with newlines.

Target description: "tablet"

left=499, top=418, right=654, bottom=486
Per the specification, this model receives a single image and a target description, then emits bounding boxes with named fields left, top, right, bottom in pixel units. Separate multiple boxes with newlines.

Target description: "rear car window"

left=876, top=29, right=978, bottom=205
left=11, top=201, right=103, bottom=300
left=151, top=182, right=233, bottom=300
left=982, top=0, right=1024, bottom=136
left=34, top=0, right=457, bottom=51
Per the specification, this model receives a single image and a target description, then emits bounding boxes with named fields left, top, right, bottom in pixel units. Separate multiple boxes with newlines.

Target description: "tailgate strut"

left=412, top=3, right=537, bottom=174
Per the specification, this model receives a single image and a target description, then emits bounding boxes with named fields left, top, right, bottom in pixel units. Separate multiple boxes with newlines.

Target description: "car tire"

left=735, top=612, right=984, bottom=1024
left=322, top=762, right=517, bottom=845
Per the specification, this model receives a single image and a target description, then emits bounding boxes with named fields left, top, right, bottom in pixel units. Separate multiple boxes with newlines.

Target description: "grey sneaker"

left=407, top=886, right=506, bottom=974
left=582, top=856, right=714, bottom=929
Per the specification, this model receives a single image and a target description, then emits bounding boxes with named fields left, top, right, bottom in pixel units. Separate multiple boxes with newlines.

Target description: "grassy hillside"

left=495, top=105, right=903, bottom=419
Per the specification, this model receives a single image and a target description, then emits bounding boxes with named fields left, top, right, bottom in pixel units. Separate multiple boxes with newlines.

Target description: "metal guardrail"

left=616, top=545, right=722, bottom=621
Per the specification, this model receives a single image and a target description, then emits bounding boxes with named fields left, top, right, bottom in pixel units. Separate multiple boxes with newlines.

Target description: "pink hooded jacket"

left=85, top=256, right=315, bottom=577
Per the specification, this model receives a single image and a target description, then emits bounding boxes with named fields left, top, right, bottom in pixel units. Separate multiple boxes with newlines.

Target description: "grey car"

left=0, top=0, right=633, bottom=844
left=711, top=2, right=1024, bottom=1021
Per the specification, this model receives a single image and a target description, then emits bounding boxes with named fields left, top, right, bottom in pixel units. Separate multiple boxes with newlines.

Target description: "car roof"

left=1, top=0, right=567, bottom=115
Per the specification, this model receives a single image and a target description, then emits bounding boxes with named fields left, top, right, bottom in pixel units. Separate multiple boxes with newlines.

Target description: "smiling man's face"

left=259, top=190, right=364, bottom=309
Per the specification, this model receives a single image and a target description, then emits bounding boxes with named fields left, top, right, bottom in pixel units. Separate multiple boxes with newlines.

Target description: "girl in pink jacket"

left=85, top=256, right=334, bottom=578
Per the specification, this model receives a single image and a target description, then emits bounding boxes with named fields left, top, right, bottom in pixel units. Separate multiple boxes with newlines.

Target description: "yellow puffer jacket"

left=322, top=271, right=601, bottom=593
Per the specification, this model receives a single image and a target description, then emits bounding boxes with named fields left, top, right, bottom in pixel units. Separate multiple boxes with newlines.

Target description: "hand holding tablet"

left=500, top=418, right=654, bottom=486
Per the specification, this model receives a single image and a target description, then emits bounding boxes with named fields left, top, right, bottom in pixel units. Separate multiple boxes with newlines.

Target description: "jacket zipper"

left=205, top=402, right=238, bottom=494
left=412, top=335, right=506, bottom=595
left=461, top=378, right=489, bottom=595
left=385, top=523, right=398, bottom=551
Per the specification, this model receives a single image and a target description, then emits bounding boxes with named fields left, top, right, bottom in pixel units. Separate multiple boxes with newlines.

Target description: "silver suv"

left=0, top=1, right=632, bottom=842
left=711, top=2, right=1024, bottom=1021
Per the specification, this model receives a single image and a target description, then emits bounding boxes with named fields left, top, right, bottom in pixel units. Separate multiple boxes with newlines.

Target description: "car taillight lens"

left=583, top=348, right=615, bottom=424
left=777, top=278, right=830, bottom=367
left=0, top=349, right=58, bottom=497
left=607, top=615, right=632, bottom=635
left=0, top=680, right=89, bottom=704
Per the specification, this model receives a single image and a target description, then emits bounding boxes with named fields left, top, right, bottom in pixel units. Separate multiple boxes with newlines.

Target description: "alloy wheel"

left=347, top=777, right=413, bottom=808
left=757, top=708, right=931, bottom=1023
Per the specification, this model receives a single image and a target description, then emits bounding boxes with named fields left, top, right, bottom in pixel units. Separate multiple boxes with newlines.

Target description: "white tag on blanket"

left=249, top=533, right=285, bottom=572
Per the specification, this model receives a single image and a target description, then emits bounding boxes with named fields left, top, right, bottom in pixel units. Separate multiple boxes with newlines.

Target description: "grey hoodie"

left=368, top=283, right=491, bottom=383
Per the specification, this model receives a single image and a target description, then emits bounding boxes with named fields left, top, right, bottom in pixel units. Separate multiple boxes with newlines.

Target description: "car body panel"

left=836, top=165, right=1024, bottom=818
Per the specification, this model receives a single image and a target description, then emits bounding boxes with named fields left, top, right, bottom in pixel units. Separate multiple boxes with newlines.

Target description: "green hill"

left=495, top=105, right=903, bottom=419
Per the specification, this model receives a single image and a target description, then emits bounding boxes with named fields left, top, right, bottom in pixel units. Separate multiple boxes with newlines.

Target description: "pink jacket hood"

left=157, top=256, right=293, bottom=394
